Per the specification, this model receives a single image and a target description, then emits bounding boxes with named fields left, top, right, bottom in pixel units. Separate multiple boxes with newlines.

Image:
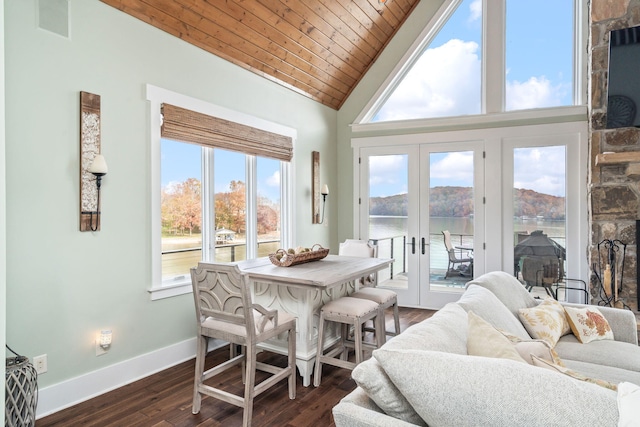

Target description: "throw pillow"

left=458, top=285, right=532, bottom=340
left=563, top=306, right=614, bottom=344
left=467, top=311, right=527, bottom=363
left=373, top=348, right=619, bottom=426
left=531, top=355, right=618, bottom=391
left=518, top=298, right=570, bottom=347
left=511, top=338, right=564, bottom=366
left=618, top=382, right=640, bottom=427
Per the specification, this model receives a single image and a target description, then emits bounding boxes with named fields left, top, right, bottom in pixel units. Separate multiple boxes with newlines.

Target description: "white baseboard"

left=36, top=337, right=226, bottom=419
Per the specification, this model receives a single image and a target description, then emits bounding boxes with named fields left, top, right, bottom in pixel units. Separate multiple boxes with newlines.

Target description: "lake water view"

left=369, top=216, right=566, bottom=271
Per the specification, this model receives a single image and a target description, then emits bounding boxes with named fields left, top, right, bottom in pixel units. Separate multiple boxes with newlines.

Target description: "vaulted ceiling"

left=100, top=0, right=420, bottom=110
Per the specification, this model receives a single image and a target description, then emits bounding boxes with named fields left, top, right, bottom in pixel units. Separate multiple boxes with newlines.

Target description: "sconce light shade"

left=99, top=330, right=112, bottom=348
left=321, top=184, right=329, bottom=196
left=89, top=154, right=108, bottom=175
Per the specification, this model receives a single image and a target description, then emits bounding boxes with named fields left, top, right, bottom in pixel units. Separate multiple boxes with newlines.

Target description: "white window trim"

left=354, top=0, right=588, bottom=125
left=145, top=85, right=296, bottom=300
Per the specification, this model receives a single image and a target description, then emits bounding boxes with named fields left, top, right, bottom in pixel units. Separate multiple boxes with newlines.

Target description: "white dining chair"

left=190, top=262, right=297, bottom=427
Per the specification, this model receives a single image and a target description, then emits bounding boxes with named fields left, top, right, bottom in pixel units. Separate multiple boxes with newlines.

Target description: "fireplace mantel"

left=595, top=152, right=640, bottom=165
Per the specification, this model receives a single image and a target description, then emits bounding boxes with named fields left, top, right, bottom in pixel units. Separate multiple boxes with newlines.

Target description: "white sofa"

left=332, top=271, right=640, bottom=426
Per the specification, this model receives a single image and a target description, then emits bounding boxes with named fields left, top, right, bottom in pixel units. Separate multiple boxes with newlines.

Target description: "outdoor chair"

left=442, top=230, right=473, bottom=278
left=190, top=262, right=296, bottom=427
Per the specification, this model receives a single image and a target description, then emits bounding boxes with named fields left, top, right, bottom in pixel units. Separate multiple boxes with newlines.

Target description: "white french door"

left=358, top=142, right=484, bottom=309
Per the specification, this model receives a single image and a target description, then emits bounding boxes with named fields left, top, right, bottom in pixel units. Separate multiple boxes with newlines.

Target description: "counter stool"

left=313, top=296, right=382, bottom=387
left=339, top=239, right=401, bottom=343
left=350, top=287, right=401, bottom=344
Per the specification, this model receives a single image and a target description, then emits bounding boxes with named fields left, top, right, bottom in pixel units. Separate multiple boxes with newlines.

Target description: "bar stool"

left=350, top=287, right=400, bottom=343
left=339, top=240, right=401, bottom=343
left=313, top=296, right=382, bottom=387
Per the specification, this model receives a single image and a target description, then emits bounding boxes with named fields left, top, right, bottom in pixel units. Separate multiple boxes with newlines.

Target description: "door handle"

left=411, top=237, right=415, bottom=254
left=422, top=237, right=428, bottom=255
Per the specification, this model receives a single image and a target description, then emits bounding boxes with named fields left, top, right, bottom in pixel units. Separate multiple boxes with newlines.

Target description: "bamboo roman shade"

left=161, top=103, right=293, bottom=161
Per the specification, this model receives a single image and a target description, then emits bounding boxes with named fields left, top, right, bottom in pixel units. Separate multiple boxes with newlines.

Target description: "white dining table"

left=237, top=254, right=393, bottom=386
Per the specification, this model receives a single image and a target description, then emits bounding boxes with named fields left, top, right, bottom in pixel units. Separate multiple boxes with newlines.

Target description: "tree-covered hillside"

left=369, top=187, right=565, bottom=219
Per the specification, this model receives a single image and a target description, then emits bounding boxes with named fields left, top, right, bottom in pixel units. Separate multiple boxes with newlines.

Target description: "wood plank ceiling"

left=100, top=0, right=420, bottom=110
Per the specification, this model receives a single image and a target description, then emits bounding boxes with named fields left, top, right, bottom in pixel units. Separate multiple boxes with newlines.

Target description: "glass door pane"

left=368, top=154, right=409, bottom=291
left=420, top=144, right=482, bottom=308
left=362, top=146, right=420, bottom=306
left=512, top=146, right=567, bottom=299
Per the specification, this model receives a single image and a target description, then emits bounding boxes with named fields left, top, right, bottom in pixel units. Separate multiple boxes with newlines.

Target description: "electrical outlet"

left=33, top=354, right=47, bottom=374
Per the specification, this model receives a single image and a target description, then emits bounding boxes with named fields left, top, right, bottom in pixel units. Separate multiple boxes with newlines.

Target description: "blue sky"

left=374, top=0, right=573, bottom=120
left=161, top=140, right=281, bottom=201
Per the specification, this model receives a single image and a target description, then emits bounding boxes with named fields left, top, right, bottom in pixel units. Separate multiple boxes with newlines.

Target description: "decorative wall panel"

left=79, top=92, right=101, bottom=232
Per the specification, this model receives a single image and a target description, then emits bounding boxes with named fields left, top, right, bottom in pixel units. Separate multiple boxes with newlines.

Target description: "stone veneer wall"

left=590, top=0, right=640, bottom=316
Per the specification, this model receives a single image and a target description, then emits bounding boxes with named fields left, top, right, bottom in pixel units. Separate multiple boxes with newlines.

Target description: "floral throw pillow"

left=563, top=306, right=614, bottom=344
left=517, top=298, right=570, bottom=347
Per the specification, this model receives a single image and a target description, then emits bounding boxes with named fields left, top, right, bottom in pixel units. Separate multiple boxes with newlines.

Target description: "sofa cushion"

left=564, top=306, right=614, bottom=343
left=333, top=388, right=420, bottom=427
left=563, top=359, right=640, bottom=386
left=351, top=302, right=468, bottom=426
left=465, top=271, right=538, bottom=315
left=458, top=284, right=531, bottom=340
left=373, top=348, right=619, bottom=427
left=467, top=311, right=526, bottom=363
left=531, top=355, right=618, bottom=391
left=384, top=302, right=468, bottom=354
left=503, top=333, right=564, bottom=366
left=555, top=334, right=640, bottom=372
left=518, top=298, right=571, bottom=347
left=351, top=359, right=426, bottom=426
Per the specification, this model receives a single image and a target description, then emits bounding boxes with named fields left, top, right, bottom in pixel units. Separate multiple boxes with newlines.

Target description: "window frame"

left=354, top=0, right=587, bottom=126
left=146, top=85, right=296, bottom=300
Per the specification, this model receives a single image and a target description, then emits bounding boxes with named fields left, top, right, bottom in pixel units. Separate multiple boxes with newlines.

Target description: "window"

left=147, top=85, right=295, bottom=299
left=374, top=0, right=482, bottom=121
left=505, top=1, right=573, bottom=110
left=366, top=0, right=579, bottom=123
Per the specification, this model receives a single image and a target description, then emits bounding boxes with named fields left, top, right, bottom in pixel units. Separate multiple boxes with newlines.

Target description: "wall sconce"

left=87, top=155, right=108, bottom=231
left=80, top=91, right=107, bottom=232
left=319, top=184, right=329, bottom=224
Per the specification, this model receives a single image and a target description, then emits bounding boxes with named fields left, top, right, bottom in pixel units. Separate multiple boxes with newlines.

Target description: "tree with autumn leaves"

left=162, top=178, right=201, bottom=235
left=161, top=179, right=280, bottom=237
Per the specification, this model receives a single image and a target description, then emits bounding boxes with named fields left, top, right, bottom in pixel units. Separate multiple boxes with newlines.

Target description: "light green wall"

left=5, top=0, right=335, bottom=388
left=336, top=0, right=446, bottom=241
left=1, top=0, right=6, bottom=420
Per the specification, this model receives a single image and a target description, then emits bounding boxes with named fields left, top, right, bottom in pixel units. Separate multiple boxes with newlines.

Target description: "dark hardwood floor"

left=38, top=307, right=435, bottom=427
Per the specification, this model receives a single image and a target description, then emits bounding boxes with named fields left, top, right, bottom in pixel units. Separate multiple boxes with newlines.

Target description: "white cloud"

left=376, top=39, right=481, bottom=121
left=430, top=152, right=474, bottom=185
left=514, top=147, right=565, bottom=196
left=369, top=155, right=408, bottom=196
left=266, top=170, right=280, bottom=187
left=506, top=76, right=570, bottom=110
left=469, top=0, right=482, bottom=22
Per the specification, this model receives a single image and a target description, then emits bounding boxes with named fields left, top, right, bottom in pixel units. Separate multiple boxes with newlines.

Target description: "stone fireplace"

left=590, top=0, right=640, bottom=320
